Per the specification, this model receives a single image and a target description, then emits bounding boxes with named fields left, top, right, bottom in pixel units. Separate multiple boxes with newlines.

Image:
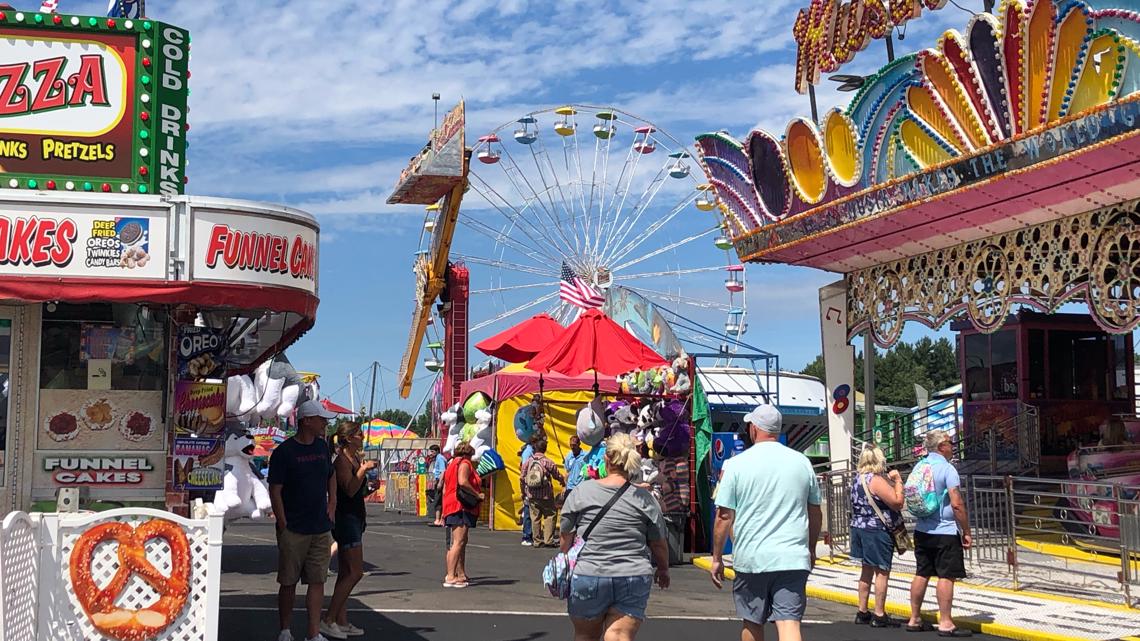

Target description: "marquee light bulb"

left=101, top=183, right=111, bottom=193
left=65, top=181, right=74, bottom=190
left=83, top=182, right=92, bottom=191
left=46, top=180, right=55, bottom=190
left=138, top=185, right=148, bottom=193
left=87, top=17, right=97, bottom=27
left=27, top=179, right=37, bottom=189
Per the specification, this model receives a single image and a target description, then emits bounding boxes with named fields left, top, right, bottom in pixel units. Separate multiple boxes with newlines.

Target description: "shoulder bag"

left=455, top=459, right=482, bottom=509
left=861, top=473, right=911, bottom=556
left=543, top=481, right=631, bottom=599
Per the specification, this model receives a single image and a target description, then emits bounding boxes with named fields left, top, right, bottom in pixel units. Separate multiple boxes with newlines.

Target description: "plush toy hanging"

left=575, top=397, right=606, bottom=446
left=441, top=404, right=461, bottom=455
left=670, top=354, right=692, bottom=394
left=253, top=355, right=305, bottom=420
left=211, top=421, right=272, bottom=523
left=514, top=402, right=538, bottom=442
left=469, top=407, right=493, bottom=456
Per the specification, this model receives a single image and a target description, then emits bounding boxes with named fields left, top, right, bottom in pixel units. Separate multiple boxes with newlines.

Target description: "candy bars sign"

left=0, top=17, right=189, bottom=195
left=192, top=209, right=319, bottom=295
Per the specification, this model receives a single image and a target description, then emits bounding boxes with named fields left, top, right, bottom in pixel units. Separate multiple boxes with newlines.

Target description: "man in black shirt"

left=269, top=400, right=337, bottom=641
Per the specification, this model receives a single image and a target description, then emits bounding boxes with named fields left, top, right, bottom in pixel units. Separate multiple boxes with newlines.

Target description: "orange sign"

left=793, top=0, right=948, bottom=93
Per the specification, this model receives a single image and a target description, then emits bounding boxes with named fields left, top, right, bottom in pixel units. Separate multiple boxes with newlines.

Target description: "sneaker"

left=854, top=611, right=873, bottom=625
left=305, top=635, right=330, bottom=641
left=872, top=615, right=901, bottom=628
left=521, top=540, right=532, bottom=546
left=277, top=631, right=294, bottom=641
left=319, top=620, right=347, bottom=640
left=339, top=623, right=365, bottom=637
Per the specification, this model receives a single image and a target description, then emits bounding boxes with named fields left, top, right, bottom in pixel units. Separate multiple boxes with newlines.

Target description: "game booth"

left=0, top=8, right=319, bottom=641
left=457, top=309, right=698, bottom=559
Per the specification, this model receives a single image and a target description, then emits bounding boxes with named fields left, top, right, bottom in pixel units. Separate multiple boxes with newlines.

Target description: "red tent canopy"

left=526, top=309, right=667, bottom=377
left=320, top=398, right=354, bottom=414
left=475, top=313, right=566, bottom=363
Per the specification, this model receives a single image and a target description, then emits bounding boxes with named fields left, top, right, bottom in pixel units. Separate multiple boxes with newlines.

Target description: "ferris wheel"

left=450, top=104, right=749, bottom=358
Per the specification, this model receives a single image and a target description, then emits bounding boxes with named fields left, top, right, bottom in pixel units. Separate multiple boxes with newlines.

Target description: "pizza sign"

left=0, top=17, right=189, bottom=195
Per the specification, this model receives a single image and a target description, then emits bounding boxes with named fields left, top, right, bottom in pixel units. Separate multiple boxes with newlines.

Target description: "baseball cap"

left=297, top=399, right=336, bottom=420
left=742, top=404, right=782, bottom=434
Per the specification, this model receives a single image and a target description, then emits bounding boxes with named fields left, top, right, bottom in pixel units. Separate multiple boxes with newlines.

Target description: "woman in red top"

left=442, top=441, right=483, bottom=588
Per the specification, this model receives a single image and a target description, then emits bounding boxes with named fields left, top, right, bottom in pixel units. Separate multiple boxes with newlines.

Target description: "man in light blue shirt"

left=710, top=404, right=822, bottom=641
left=562, top=436, right=588, bottom=494
left=907, top=430, right=973, bottom=637
left=427, top=444, right=447, bottom=527
left=519, top=439, right=535, bottom=545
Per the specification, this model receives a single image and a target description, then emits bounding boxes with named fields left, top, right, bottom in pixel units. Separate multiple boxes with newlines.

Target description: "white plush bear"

left=225, top=375, right=258, bottom=423
left=211, top=425, right=272, bottom=523
left=441, top=404, right=461, bottom=455
left=469, top=407, right=493, bottom=457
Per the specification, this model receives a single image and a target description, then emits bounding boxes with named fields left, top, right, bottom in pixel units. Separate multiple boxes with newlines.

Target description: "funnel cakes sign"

left=0, top=17, right=189, bottom=195
left=192, top=208, right=319, bottom=295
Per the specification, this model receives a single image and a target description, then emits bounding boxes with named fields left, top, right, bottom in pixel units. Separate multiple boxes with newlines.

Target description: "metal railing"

left=383, top=472, right=419, bottom=513
left=819, top=469, right=1140, bottom=605
left=849, top=399, right=1039, bottom=477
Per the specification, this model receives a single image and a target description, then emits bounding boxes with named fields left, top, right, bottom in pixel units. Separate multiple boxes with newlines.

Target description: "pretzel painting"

left=69, top=519, right=191, bottom=641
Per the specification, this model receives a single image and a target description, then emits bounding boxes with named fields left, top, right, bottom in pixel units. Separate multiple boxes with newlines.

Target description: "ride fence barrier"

left=383, top=472, right=420, bottom=513
left=0, top=505, right=223, bottom=641
left=819, top=469, right=1140, bottom=605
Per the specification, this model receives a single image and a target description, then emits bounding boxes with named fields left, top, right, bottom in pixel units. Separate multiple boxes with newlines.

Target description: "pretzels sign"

left=69, top=519, right=191, bottom=641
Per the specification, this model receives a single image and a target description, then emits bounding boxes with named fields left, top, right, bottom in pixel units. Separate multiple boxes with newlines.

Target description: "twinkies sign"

left=0, top=208, right=166, bottom=278
left=191, top=209, right=318, bottom=295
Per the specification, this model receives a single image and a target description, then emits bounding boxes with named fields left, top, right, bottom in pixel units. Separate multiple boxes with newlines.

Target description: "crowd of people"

left=264, top=398, right=976, bottom=641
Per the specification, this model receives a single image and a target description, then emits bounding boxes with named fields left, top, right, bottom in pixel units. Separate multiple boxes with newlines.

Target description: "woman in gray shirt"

left=560, top=432, right=669, bottom=640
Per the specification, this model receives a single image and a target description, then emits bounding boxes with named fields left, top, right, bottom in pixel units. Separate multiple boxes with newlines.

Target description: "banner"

left=171, top=437, right=224, bottom=490
left=173, top=381, right=225, bottom=437
left=176, top=326, right=226, bottom=380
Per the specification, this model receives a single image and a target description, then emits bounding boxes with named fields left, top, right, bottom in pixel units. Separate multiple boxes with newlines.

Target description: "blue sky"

left=61, top=0, right=992, bottom=412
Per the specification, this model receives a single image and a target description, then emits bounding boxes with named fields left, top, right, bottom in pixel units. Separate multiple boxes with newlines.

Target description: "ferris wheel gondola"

left=447, top=104, right=749, bottom=360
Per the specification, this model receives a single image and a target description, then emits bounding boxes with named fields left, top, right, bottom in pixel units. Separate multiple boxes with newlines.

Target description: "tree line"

left=799, top=336, right=958, bottom=408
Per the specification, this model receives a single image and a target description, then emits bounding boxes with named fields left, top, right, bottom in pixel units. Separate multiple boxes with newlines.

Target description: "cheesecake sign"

left=0, top=30, right=136, bottom=179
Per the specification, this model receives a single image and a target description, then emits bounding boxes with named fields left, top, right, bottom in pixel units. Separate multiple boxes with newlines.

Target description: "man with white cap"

left=709, top=404, right=822, bottom=641
left=269, top=399, right=338, bottom=641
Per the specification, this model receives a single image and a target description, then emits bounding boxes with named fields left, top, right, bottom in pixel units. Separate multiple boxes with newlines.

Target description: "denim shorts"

left=568, top=574, right=653, bottom=621
left=850, top=527, right=894, bottom=572
left=332, top=513, right=365, bottom=549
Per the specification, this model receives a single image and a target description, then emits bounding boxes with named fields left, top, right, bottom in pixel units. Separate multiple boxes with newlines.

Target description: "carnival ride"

left=691, top=0, right=1140, bottom=561
left=458, top=105, right=749, bottom=360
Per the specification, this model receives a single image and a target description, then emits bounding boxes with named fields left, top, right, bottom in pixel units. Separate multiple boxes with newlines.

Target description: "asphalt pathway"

left=219, top=507, right=996, bottom=641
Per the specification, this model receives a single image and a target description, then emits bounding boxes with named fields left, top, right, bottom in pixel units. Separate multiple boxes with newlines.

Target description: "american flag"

left=107, top=0, right=144, bottom=18
left=560, top=261, right=605, bottom=309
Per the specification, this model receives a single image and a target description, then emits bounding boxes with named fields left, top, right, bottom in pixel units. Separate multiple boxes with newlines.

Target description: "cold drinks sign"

left=0, top=15, right=189, bottom=195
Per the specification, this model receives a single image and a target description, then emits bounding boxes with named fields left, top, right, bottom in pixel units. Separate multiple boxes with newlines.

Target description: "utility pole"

left=368, top=361, right=378, bottom=420
left=348, top=372, right=356, bottom=418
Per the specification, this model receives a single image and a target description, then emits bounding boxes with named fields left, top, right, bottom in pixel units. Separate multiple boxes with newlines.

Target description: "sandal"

left=938, top=629, right=973, bottom=637
left=906, top=621, right=935, bottom=632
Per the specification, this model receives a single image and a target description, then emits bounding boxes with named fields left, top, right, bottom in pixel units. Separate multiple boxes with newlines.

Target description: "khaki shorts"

left=276, top=528, right=332, bottom=586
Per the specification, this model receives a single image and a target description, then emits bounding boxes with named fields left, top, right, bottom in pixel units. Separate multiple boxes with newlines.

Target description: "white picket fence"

left=0, top=506, right=223, bottom=641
